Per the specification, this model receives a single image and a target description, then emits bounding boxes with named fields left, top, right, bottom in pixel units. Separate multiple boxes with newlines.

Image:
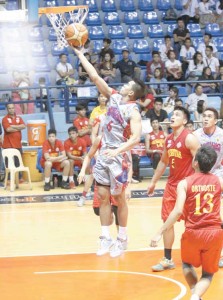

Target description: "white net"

left=45, top=6, right=89, bottom=48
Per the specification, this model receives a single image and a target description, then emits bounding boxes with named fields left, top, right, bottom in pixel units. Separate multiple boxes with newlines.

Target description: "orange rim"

left=38, top=5, right=88, bottom=16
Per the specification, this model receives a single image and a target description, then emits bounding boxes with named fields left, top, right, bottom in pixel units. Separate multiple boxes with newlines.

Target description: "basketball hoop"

left=38, top=6, right=89, bottom=48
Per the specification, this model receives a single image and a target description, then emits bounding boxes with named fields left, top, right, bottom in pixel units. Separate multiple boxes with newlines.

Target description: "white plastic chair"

left=2, top=149, right=32, bottom=192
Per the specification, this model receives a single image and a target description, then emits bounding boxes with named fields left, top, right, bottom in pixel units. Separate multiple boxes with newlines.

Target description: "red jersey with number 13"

left=166, top=128, right=194, bottom=186
left=184, top=172, right=222, bottom=229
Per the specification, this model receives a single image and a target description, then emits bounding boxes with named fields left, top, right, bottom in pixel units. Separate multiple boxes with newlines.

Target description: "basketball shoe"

left=96, top=236, right=114, bottom=256
left=77, top=196, right=86, bottom=207
left=152, top=257, right=175, bottom=272
left=110, top=237, right=128, bottom=258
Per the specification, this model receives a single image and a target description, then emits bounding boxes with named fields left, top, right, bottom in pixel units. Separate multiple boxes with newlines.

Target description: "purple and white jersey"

left=194, top=126, right=223, bottom=177
left=101, top=92, right=139, bottom=148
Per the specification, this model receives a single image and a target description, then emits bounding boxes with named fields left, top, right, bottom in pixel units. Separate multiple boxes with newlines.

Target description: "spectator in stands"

left=204, top=46, right=220, bottom=78
left=199, top=66, right=217, bottom=92
left=199, top=0, right=216, bottom=28
left=185, top=119, right=195, bottom=132
left=73, top=104, right=92, bottom=148
left=216, top=65, right=223, bottom=93
left=145, top=98, right=169, bottom=133
left=181, top=0, right=200, bottom=26
left=163, top=87, right=179, bottom=115
left=187, top=51, right=205, bottom=81
left=40, top=129, right=70, bottom=191
left=56, top=53, right=75, bottom=85
left=36, top=77, right=48, bottom=112
left=165, top=50, right=184, bottom=84
left=115, top=49, right=141, bottom=83
left=180, top=37, right=196, bottom=76
left=146, top=51, right=165, bottom=80
left=90, top=93, right=108, bottom=126
left=64, top=126, right=87, bottom=189
left=197, top=33, right=218, bottom=58
left=173, top=17, right=190, bottom=55
left=175, top=98, right=184, bottom=107
left=216, top=0, right=223, bottom=26
left=99, top=38, right=115, bottom=62
left=99, top=53, right=116, bottom=84
left=149, top=68, right=168, bottom=96
left=196, top=99, right=206, bottom=128
left=145, top=118, right=166, bottom=171
left=136, top=91, right=154, bottom=117
left=185, top=83, right=207, bottom=121
left=2, top=103, right=26, bottom=182
left=18, top=71, right=34, bottom=115
left=159, top=35, right=173, bottom=63
left=79, top=52, right=93, bottom=80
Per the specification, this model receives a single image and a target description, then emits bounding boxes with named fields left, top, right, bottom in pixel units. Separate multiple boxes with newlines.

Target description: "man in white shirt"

left=159, top=35, right=173, bottom=63
left=197, top=33, right=218, bottom=58
left=56, top=53, right=75, bottom=85
left=181, top=0, right=199, bottom=26
left=180, top=37, right=196, bottom=75
left=204, top=46, right=220, bottom=77
left=185, top=83, right=207, bottom=119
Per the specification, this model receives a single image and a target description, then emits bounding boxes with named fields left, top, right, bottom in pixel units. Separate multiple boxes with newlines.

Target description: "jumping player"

left=73, top=46, right=145, bottom=257
left=193, top=107, right=223, bottom=268
left=150, top=146, right=223, bottom=300
left=147, top=106, right=200, bottom=271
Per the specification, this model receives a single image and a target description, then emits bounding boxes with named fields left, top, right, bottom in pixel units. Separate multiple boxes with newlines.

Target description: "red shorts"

left=181, top=228, right=223, bottom=273
left=40, top=160, right=63, bottom=172
left=73, top=160, right=82, bottom=168
left=162, top=184, right=177, bottom=221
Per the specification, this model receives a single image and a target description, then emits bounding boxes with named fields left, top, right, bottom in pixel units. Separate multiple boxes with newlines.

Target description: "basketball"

left=65, top=23, right=88, bottom=47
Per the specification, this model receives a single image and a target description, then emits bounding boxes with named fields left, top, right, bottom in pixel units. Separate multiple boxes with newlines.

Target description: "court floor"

left=0, top=179, right=222, bottom=300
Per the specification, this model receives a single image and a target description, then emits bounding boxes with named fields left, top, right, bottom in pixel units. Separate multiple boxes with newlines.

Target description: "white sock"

left=190, top=294, right=200, bottom=300
left=45, top=177, right=50, bottom=183
left=101, top=226, right=111, bottom=239
left=63, top=176, right=68, bottom=181
left=69, top=176, right=74, bottom=182
left=118, top=226, right=127, bottom=240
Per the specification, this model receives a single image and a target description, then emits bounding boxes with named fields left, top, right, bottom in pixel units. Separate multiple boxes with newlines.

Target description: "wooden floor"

left=0, top=179, right=222, bottom=300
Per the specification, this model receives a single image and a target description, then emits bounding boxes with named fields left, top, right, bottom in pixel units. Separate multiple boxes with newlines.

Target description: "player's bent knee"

left=182, top=262, right=193, bottom=269
left=201, top=270, right=214, bottom=282
left=93, top=207, right=100, bottom=216
left=44, top=161, right=52, bottom=168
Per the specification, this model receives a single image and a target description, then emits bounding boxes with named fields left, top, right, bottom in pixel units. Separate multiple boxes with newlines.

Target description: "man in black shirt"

left=115, top=49, right=141, bottom=83
left=99, top=38, right=115, bottom=62
left=173, top=17, right=190, bottom=56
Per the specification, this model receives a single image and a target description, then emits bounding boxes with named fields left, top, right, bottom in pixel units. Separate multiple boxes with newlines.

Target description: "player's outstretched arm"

left=72, top=47, right=112, bottom=99
left=147, top=146, right=169, bottom=195
left=150, top=180, right=187, bottom=247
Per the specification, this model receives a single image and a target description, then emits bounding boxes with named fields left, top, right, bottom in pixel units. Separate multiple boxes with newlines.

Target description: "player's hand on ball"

left=150, top=234, right=162, bottom=247
left=147, top=182, right=156, bottom=196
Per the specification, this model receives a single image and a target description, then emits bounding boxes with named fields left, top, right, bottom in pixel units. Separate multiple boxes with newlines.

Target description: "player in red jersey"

left=151, top=145, right=223, bottom=300
left=73, top=104, right=92, bottom=147
left=41, top=129, right=70, bottom=191
left=147, top=106, right=200, bottom=271
left=64, top=126, right=87, bottom=189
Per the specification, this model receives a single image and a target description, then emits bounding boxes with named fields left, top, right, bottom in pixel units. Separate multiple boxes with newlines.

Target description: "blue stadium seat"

left=108, top=25, right=125, bottom=39
left=143, top=12, right=159, bottom=24
left=2, top=27, right=21, bottom=42
left=48, top=28, right=57, bottom=41
left=34, top=73, right=51, bottom=85
left=33, top=57, right=51, bottom=72
left=139, top=156, right=152, bottom=168
left=175, top=0, right=183, bottom=10
left=28, top=26, right=44, bottom=42
left=85, top=12, right=102, bottom=26
left=83, top=0, right=98, bottom=12
left=44, top=0, right=59, bottom=7
left=120, top=0, right=135, bottom=12
left=127, top=25, right=144, bottom=39
left=167, top=23, right=177, bottom=37
left=92, top=40, right=103, bottom=53
left=112, top=40, right=129, bottom=54
left=162, top=11, right=176, bottom=24
left=101, top=0, right=117, bottom=12
left=104, top=12, right=120, bottom=25
left=157, top=0, right=171, bottom=11
left=124, top=12, right=140, bottom=25
left=138, top=0, right=154, bottom=11
left=6, top=0, right=18, bottom=10
left=191, top=37, right=204, bottom=50
left=207, top=96, right=221, bottom=110
left=138, top=53, right=152, bottom=69
left=187, top=24, right=202, bottom=37
left=51, top=42, right=69, bottom=56
left=9, top=57, right=28, bottom=72
left=213, top=37, right=223, bottom=52
left=89, top=26, right=105, bottom=40
left=0, top=61, right=7, bottom=74
left=153, top=38, right=165, bottom=51
left=31, top=42, right=48, bottom=57
left=205, top=23, right=222, bottom=37
left=64, top=0, right=77, bottom=5
left=177, top=86, right=187, bottom=97
left=133, top=39, right=150, bottom=53
left=148, top=24, right=164, bottom=38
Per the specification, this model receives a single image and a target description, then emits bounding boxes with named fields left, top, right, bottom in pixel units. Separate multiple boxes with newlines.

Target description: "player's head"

left=76, top=104, right=87, bottom=117
left=151, top=118, right=160, bottom=130
left=59, top=53, right=67, bottom=63
left=48, top=129, right=57, bottom=143
left=119, top=79, right=146, bottom=101
left=6, top=103, right=15, bottom=115
left=185, top=120, right=194, bottom=132
left=68, top=126, right=78, bottom=140
left=194, top=145, right=217, bottom=173
left=98, top=93, right=108, bottom=106
left=202, top=107, right=218, bottom=129
left=170, top=106, right=190, bottom=128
